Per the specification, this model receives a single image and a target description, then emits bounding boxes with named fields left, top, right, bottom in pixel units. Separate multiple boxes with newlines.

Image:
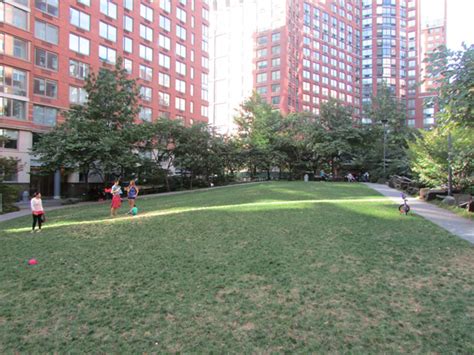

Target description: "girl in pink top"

left=30, top=192, right=44, bottom=233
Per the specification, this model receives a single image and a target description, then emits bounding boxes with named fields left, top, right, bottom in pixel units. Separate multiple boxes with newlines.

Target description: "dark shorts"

left=128, top=196, right=136, bottom=200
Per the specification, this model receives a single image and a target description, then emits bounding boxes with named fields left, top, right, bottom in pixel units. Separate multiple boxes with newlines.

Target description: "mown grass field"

left=0, top=182, right=473, bottom=352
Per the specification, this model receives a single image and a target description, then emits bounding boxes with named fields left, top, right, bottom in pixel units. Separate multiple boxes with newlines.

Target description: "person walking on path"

left=30, top=192, right=44, bottom=233
left=126, top=180, right=139, bottom=214
left=110, top=180, right=122, bottom=217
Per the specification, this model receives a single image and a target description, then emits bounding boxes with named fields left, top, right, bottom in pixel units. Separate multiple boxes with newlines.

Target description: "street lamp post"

left=381, top=119, right=388, bottom=177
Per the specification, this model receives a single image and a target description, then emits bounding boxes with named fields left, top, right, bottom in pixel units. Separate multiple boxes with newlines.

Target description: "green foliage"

left=361, top=85, right=412, bottom=180
left=425, top=45, right=474, bottom=128
left=409, top=127, right=474, bottom=189
left=32, top=58, right=141, bottom=184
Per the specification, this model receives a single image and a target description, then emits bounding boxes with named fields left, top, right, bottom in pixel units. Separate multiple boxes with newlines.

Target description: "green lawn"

left=0, top=182, right=473, bottom=352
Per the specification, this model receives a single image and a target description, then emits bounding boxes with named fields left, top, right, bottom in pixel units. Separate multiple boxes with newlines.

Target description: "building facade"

left=210, top=0, right=446, bottom=133
left=0, top=0, right=210, bottom=195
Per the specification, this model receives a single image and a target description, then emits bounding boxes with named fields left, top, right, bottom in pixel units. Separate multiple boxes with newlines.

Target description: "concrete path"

left=365, top=183, right=474, bottom=244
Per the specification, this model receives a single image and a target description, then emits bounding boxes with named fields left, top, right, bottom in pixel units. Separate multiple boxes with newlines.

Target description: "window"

left=158, top=72, right=170, bottom=87
left=139, top=65, right=152, bottom=81
left=159, top=15, right=171, bottom=31
left=159, top=91, right=170, bottom=106
left=139, top=107, right=152, bottom=121
left=35, top=20, right=58, bottom=45
left=140, top=4, right=153, bottom=21
left=0, top=129, right=19, bottom=149
left=256, top=73, right=267, bottom=83
left=271, top=84, right=280, bottom=93
left=176, top=43, right=186, bottom=58
left=176, top=61, right=186, bottom=76
left=272, top=32, right=280, bottom=42
left=123, top=15, right=133, bottom=32
left=271, top=70, right=280, bottom=80
left=201, top=105, right=208, bottom=118
left=256, top=86, right=267, bottom=95
left=34, top=77, right=57, bottom=98
left=175, top=79, right=186, bottom=93
left=123, top=36, right=132, bottom=53
left=176, top=8, right=186, bottom=23
left=175, top=97, right=185, bottom=111
left=0, top=65, right=27, bottom=96
left=160, top=0, right=171, bottom=12
left=78, top=0, right=90, bottom=5
left=257, top=36, right=268, bottom=45
left=33, top=105, right=57, bottom=126
left=202, top=57, right=209, bottom=69
left=100, top=0, right=117, bottom=19
left=159, top=53, right=170, bottom=69
left=176, top=25, right=186, bottom=40
left=123, top=0, right=133, bottom=11
left=70, top=8, right=90, bottom=31
left=159, top=34, right=171, bottom=50
left=0, top=97, right=27, bottom=120
left=69, top=86, right=87, bottom=104
left=0, top=3, right=28, bottom=30
left=257, top=49, right=267, bottom=58
left=140, top=24, right=153, bottom=41
left=140, top=86, right=152, bottom=101
left=272, top=58, right=280, bottom=67
left=0, top=33, right=28, bottom=60
left=69, top=33, right=90, bottom=55
left=35, top=0, right=59, bottom=16
left=69, top=59, right=89, bottom=79
left=99, top=45, right=116, bottom=63
left=139, top=44, right=152, bottom=61
left=35, top=48, right=58, bottom=71
left=100, top=22, right=117, bottom=42
left=123, top=58, right=132, bottom=73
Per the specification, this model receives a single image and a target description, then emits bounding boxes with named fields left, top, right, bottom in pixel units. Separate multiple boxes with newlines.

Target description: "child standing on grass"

left=126, top=180, right=139, bottom=214
left=30, top=192, right=44, bottom=233
left=110, top=180, right=122, bottom=217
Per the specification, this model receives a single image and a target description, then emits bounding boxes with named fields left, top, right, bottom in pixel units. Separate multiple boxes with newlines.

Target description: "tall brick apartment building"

left=210, top=0, right=446, bottom=133
left=0, top=0, right=210, bottom=196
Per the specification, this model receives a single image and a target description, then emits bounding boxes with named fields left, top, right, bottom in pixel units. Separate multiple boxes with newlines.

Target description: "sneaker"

left=37, top=229, right=42, bottom=233
left=30, top=230, right=35, bottom=233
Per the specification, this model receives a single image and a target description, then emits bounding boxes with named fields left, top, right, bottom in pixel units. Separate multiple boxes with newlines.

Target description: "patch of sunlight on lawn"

left=5, top=197, right=390, bottom=233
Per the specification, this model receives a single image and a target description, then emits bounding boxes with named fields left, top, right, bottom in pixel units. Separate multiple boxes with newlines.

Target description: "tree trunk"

left=267, top=168, right=270, bottom=181
left=189, top=172, right=193, bottom=189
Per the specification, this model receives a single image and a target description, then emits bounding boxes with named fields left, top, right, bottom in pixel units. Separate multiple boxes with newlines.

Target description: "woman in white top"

left=30, top=192, right=44, bottom=233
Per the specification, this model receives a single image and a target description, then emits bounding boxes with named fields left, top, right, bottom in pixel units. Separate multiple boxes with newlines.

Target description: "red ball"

left=28, top=259, right=38, bottom=265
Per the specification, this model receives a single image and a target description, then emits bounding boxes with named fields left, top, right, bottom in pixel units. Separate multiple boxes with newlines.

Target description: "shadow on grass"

left=0, top=198, right=472, bottom=353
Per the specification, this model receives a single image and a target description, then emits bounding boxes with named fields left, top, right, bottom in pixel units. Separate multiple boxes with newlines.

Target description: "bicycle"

left=398, top=193, right=410, bottom=215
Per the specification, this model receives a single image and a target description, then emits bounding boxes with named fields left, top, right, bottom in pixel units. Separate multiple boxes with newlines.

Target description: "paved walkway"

left=365, top=183, right=474, bottom=244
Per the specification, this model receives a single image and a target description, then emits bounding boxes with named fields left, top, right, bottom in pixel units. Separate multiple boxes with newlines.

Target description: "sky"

left=422, top=0, right=474, bottom=50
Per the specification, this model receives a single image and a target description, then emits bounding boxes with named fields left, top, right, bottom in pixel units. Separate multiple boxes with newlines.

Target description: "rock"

left=419, top=188, right=430, bottom=200
left=441, top=196, right=456, bottom=206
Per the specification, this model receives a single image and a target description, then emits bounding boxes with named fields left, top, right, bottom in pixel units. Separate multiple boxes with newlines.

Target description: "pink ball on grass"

left=28, top=259, right=38, bottom=265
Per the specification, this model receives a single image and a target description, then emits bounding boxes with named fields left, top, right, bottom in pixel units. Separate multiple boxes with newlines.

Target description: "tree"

left=312, top=99, right=361, bottom=177
left=234, top=93, right=283, bottom=179
left=173, top=123, right=216, bottom=189
left=0, top=134, right=23, bottom=212
left=362, top=85, right=412, bottom=179
left=135, top=118, right=184, bottom=191
left=32, top=58, right=141, bottom=191
left=408, top=127, right=474, bottom=189
left=425, top=45, right=474, bottom=129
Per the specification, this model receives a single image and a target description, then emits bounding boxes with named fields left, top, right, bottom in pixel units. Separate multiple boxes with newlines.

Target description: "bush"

left=0, top=184, right=21, bottom=214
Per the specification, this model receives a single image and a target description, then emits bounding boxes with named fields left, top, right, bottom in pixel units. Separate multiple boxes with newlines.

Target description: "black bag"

left=40, top=214, right=46, bottom=223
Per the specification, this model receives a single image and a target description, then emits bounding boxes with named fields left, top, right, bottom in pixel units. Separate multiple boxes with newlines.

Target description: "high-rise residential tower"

left=0, top=0, right=210, bottom=195
left=210, top=0, right=446, bottom=132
